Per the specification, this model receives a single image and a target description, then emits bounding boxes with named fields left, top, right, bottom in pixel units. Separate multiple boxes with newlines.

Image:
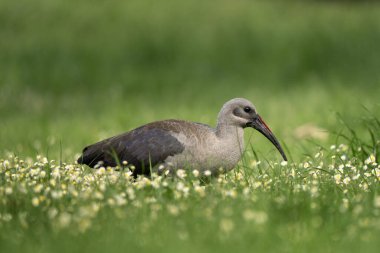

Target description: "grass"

left=1, top=126, right=379, bottom=253
left=1, top=0, right=380, bottom=252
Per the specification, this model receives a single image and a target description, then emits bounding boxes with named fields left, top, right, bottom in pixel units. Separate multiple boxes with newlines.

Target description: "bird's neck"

left=216, top=123, right=244, bottom=143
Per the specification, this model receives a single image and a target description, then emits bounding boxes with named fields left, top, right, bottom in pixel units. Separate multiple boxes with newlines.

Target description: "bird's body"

left=162, top=120, right=245, bottom=174
left=77, top=98, right=287, bottom=176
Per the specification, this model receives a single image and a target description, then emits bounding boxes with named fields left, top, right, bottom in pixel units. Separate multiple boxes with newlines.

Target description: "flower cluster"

left=0, top=144, right=379, bottom=238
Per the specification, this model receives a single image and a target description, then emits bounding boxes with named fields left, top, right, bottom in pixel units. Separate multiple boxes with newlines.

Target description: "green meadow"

left=1, top=0, right=380, bottom=252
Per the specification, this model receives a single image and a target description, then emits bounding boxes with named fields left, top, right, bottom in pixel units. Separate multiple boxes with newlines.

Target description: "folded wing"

left=77, top=124, right=185, bottom=176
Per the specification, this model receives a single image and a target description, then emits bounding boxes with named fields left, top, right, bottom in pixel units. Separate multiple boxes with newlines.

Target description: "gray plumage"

left=77, top=98, right=287, bottom=176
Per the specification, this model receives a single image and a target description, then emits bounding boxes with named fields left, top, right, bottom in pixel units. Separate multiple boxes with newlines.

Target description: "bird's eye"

left=243, top=107, right=252, bottom=113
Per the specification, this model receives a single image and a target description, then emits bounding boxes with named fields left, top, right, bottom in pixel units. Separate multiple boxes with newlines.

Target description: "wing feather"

left=77, top=123, right=185, bottom=176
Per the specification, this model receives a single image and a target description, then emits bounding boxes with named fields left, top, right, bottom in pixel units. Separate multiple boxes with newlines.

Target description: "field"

left=1, top=0, right=380, bottom=252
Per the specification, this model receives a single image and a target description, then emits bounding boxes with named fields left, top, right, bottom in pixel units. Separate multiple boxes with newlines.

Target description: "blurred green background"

left=1, top=1, right=380, bottom=253
left=1, top=0, right=379, bottom=160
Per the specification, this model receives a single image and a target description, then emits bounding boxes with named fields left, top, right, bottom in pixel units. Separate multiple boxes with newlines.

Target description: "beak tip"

left=251, top=115, right=288, bottom=163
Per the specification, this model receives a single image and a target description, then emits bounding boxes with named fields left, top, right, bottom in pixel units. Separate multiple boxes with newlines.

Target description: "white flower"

left=374, top=168, right=380, bottom=178
left=224, top=189, right=237, bottom=198
left=176, top=182, right=185, bottom=191
left=114, top=194, right=127, bottom=206
left=151, top=177, right=162, bottom=189
left=242, top=209, right=256, bottom=221
left=96, top=167, right=106, bottom=175
left=51, top=190, right=63, bottom=199
left=135, top=177, right=151, bottom=189
left=194, top=185, right=205, bottom=197
left=339, top=144, right=348, bottom=151
left=2, top=213, right=12, bottom=222
left=30, top=168, right=40, bottom=177
left=5, top=187, right=13, bottom=195
left=167, top=204, right=179, bottom=216
left=290, top=168, right=296, bottom=178
left=360, top=183, right=369, bottom=191
left=343, top=177, right=351, bottom=185
left=242, top=210, right=268, bottom=224
left=40, top=170, right=46, bottom=178
left=176, top=169, right=187, bottom=179
left=51, top=168, right=60, bottom=179
left=219, top=218, right=234, bottom=233
left=253, top=181, right=262, bottom=189
left=108, top=174, right=118, bottom=184
left=363, top=172, right=371, bottom=178
left=126, top=188, right=135, bottom=200
left=310, top=186, right=318, bottom=196
left=251, top=160, right=261, bottom=167
left=334, top=174, right=342, bottom=184
left=365, top=154, right=376, bottom=165
left=3, top=160, right=10, bottom=168
left=32, top=197, right=40, bottom=207
left=33, top=184, right=43, bottom=193
left=57, top=212, right=71, bottom=228
left=204, top=170, right=212, bottom=176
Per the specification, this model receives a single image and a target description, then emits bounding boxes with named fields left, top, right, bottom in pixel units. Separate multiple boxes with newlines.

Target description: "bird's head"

left=218, top=98, right=287, bottom=161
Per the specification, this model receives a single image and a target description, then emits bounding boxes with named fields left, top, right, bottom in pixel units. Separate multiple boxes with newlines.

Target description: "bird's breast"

left=163, top=129, right=244, bottom=173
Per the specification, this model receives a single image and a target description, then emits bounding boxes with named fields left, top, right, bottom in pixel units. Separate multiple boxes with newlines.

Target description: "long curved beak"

left=247, top=115, right=287, bottom=161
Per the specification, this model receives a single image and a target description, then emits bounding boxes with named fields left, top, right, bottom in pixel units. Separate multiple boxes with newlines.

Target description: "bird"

left=77, top=98, right=287, bottom=177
